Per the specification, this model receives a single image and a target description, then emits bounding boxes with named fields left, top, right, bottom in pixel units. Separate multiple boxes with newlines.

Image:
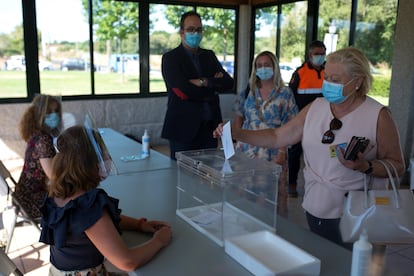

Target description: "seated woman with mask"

left=16, top=94, right=62, bottom=218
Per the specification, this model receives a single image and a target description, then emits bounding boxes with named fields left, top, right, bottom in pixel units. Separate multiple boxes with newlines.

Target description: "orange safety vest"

left=296, top=63, right=324, bottom=95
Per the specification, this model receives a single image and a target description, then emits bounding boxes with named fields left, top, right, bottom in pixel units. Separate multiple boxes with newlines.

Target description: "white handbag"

left=340, top=160, right=414, bottom=244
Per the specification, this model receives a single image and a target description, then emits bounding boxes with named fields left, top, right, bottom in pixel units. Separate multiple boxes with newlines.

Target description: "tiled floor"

left=2, top=144, right=414, bottom=275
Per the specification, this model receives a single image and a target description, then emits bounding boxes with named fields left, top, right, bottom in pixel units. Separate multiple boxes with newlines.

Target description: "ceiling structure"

left=179, top=0, right=281, bottom=6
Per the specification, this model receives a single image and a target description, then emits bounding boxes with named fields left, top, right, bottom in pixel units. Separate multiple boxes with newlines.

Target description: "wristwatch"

left=199, top=78, right=205, bottom=86
left=364, top=160, right=373, bottom=174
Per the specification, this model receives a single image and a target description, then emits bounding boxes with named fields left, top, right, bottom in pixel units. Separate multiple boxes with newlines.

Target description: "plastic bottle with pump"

left=351, top=230, right=373, bottom=276
left=141, top=129, right=150, bottom=158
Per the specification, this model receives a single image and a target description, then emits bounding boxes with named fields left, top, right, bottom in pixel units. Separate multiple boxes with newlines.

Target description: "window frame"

left=0, top=0, right=239, bottom=103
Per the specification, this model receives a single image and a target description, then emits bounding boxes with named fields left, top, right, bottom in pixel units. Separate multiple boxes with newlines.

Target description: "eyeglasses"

left=184, top=27, right=203, bottom=33
left=321, top=118, right=342, bottom=144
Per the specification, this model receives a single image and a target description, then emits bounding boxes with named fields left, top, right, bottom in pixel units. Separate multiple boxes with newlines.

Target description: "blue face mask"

left=322, top=79, right=354, bottom=104
left=311, top=55, right=325, bottom=66
left=184, top=32, right=202, bottom=48
left=256, top=67, right=274, bottom=80
left=44, top=112, right=60, bottom=129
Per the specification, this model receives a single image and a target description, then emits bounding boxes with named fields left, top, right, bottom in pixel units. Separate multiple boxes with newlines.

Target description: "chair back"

left=0, top=249, right=24, bottom=276
left=0, top=160, right=14, bottom=197
left=0, top=160, right=41, bottom=230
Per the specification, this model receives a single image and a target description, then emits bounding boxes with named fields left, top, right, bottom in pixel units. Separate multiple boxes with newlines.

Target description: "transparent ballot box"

left=176, top=149, right=281, bottom=246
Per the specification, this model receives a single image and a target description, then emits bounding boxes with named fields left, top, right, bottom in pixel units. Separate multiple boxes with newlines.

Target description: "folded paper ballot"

left=120, top=154, right=148, bottom=162
left=222, top=121, right=235, bottom=159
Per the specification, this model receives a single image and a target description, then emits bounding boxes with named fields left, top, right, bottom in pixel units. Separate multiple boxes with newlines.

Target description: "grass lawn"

left=0, top=70, right=391, bottom=106
left=0, top=70, right=167, bottom=97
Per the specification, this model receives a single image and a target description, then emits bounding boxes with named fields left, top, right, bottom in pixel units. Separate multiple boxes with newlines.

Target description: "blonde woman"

left=233, top=51, right=298, bottom=216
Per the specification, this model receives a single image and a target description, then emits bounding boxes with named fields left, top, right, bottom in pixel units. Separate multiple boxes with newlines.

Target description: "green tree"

left=81, top=0, right=138, bottom=73
left=354, top=0, right=397, bottom=65
left=318, top=0, right=397, bottom=66
left=164, top=6, right=236, bottom=60
left=150, top=31, right=180, bottom=55
left=0, top=25, right=25, bottom=57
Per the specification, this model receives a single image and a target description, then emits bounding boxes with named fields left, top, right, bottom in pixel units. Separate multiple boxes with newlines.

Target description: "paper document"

left=222, top=121, right=235, bottom=159
left=191, top=210, right=221, bottom=226
left=221, top=159, right=233, bottom=173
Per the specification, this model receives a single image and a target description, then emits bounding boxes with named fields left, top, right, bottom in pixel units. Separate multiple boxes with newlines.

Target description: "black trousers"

left=169, top=120, right=218, bottom=160
left=305, top=211, right=353, bottom=250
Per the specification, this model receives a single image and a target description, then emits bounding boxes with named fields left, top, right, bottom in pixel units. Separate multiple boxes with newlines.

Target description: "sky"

left=0, top=0, right=89, bottom=42
left=0, top=1, right=176, bottom=43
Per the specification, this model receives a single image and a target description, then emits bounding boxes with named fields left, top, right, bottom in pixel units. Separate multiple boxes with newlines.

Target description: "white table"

left=99, top=128, right=353, bottom=275
left=99, top=128, right=174, bottom=174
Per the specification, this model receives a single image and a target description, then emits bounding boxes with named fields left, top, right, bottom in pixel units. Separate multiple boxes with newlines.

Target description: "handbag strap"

left=384, top=159, right=400, bottom=189
left=377, top=159, right=400, bottom=208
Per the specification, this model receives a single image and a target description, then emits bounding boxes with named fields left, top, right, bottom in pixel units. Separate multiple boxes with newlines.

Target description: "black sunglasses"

left=321, top=118, right=342, bottom=144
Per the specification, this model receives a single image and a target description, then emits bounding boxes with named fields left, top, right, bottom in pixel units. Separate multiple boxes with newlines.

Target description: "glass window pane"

left=0, top=0, right=26, bottom=98
left=354, top=0, right=398, bottom=106
left=318, top=0, right=351, bottom=54
left=255, top=2, right=307, bottom=83
left=93, top=1, right=139, bottom=95
left=280, top=2, right=307, bottom=82
left=149, top=5, right=236, bottom=93
left=197, top=6, right=236, bottom=81
left=254, top=7, right=277, bottom=55
left=149, top=4, right=191, bottom=93
left=37, top=0, right=92, bottom=96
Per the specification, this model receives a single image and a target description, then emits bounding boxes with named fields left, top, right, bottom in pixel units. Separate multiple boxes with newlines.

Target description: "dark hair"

left=49, top=125, right=101, bottom=198
left=308, top=40, right=326, bottom=52
left=179, top=11, right=201, bottom=30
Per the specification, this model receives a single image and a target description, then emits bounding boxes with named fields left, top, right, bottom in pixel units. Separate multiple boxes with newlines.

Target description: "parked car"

left=4, top=55, right=53, bottom=71
left=39, top=60, right=53, bottom=71
left=5, top=55, right=26, bottom=71
left=219, top=60, right=234, bottom=77
left=60, top=58, right=95, bottom=71
left=279, top=63, right=295, bottom=83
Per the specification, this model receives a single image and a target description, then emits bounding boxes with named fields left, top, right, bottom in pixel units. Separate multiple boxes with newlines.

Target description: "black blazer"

left=161, top=44, right=234, bottom=143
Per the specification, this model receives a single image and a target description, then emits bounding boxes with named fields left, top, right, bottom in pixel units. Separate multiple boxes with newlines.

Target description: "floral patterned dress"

left=233, top=86, right=298, bottom=216
left=15, top=132, right=55, bottom=218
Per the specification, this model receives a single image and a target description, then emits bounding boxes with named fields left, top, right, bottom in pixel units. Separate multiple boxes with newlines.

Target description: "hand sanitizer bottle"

left=141, top=129, right=150, bottom=158
left=351, top=230, right=373, bottom=276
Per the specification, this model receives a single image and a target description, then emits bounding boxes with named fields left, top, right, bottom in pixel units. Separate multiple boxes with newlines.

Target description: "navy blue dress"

left=40, top=188, right=122, bottom=271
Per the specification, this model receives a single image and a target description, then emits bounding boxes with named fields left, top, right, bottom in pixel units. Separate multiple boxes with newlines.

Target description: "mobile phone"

left=344, top=136, right=370, bottom=161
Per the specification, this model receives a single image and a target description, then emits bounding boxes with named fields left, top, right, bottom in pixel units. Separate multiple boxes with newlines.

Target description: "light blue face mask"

left=256, top=67, right=274, bottom=80
left=322, top=79, right=355, bottom=104
left=311, top=55, right=325, bottom=66
left=184, top=32, right=202, bottom=48
left=44, top=112, right=60, bottom=129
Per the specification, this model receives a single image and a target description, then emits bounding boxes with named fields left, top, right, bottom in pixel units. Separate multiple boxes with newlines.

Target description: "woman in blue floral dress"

left=233, top=51, right=298, bottom=216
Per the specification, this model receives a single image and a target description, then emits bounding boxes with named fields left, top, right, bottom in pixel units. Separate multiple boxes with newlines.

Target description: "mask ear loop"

left=53, top=136, right=59, bottom=153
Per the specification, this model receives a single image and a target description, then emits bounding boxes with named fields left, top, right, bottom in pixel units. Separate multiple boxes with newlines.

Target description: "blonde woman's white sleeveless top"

left=301, top=96, right=385, bottom=219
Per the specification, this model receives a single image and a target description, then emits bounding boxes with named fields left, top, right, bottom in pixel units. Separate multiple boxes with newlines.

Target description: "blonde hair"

left=248, top=51, right=285, bottom=94
left=326, top=47, right=373, bottom=96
